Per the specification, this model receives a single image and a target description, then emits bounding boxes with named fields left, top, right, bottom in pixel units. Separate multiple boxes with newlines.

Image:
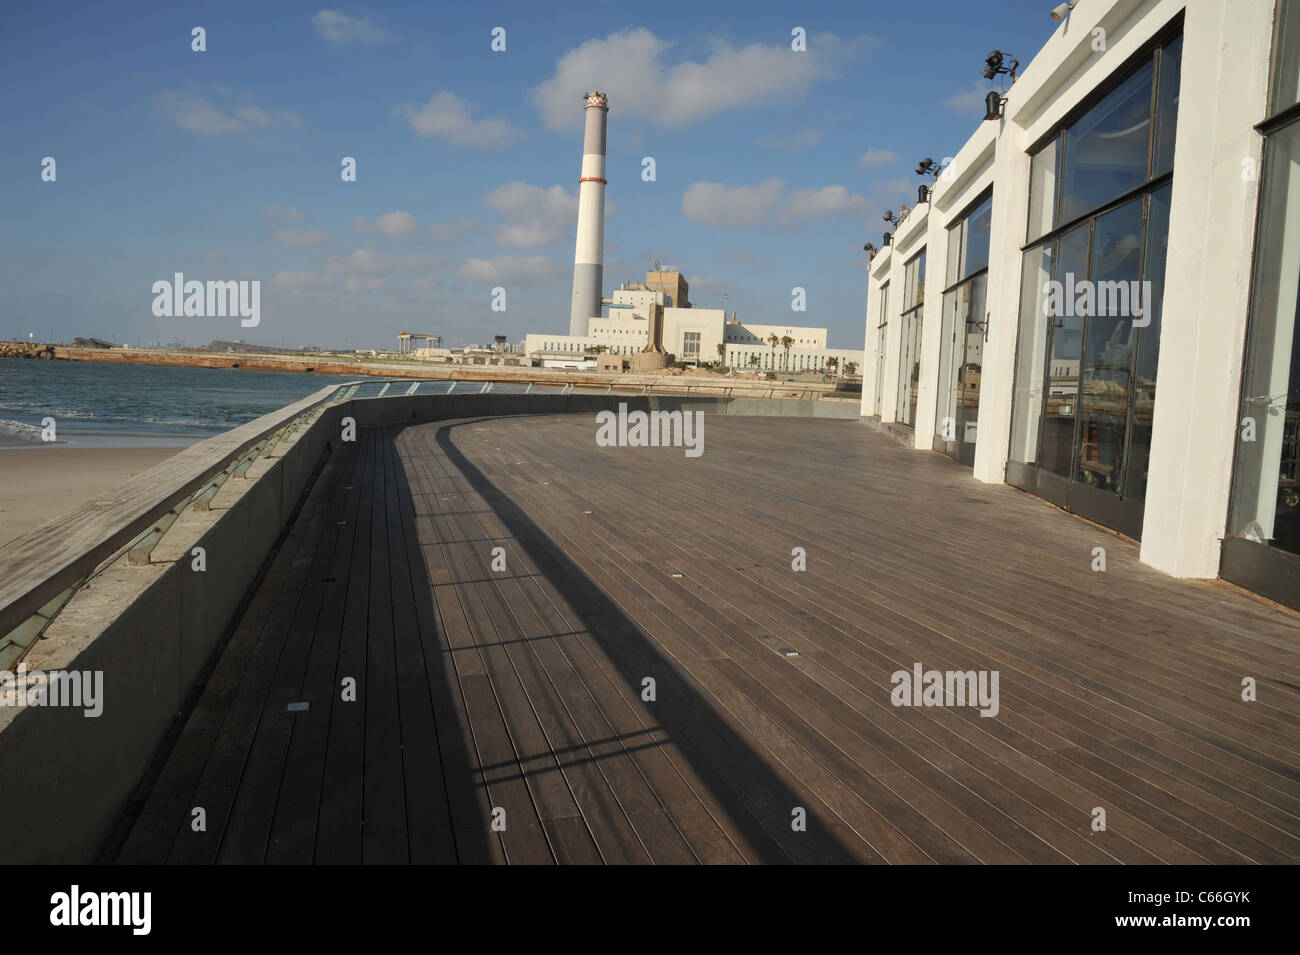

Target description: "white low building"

left=861, top=0, right=1300, bottom=611
left=528, top=285, right=862, bottom=374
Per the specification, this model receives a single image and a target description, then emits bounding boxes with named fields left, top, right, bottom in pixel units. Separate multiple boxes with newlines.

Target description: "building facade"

left=530, top=284, right=863, bottom=373
left=861, top=0, right=1300, bottom=609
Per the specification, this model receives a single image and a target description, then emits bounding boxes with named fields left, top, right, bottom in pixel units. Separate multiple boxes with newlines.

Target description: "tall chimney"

left=569, top=91, right=608, bottom=338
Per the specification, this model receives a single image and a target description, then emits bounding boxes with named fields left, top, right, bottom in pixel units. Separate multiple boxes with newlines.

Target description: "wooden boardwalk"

left=115, top=413, right=1300, bottom=864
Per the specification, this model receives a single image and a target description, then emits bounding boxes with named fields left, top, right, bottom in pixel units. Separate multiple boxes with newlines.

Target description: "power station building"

left=860, top=0, right=1300, bottom=611
left=535, top=90, right=863, bottom=374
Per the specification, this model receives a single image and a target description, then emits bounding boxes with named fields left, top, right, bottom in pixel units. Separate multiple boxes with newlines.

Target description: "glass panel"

left=902, top=256, right=917, bottom=311
left=946, top=220, right=963, bottom=287
left=874, top=324, right=888, bottom=411
left=897, top=308, right=923, bottom=427
left=963, top=196, right=992, bottom=277
left=1229, top=118, right=1300, bottom=556
left=1042, top=223, right=1090, bottom=476
left=915, top=249, right=927, bottom=306
left=1060, top=60, right=1154, bottom=223
left=1075, top=198, right=1144, bottom=493
left=937, top=289, right=959, bottom=439
left=1153, top=34, right=1183, bottom=175
left=1009, top=242, right=1057, bottom=464
left=1027, top=138, right=1059, bottom=241
left=957, top=275, right=988, bottom=447
left=1271, top=0, right=1300, bottom=115
left=1125, top=184, right=1172, bottom=502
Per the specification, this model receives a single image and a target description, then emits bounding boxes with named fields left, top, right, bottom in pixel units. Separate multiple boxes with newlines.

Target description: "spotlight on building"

left=981, top=50, right=1019, bottom=81
left=883, top=232, right=893, bottom=246
left=1050, top=2, right=1076, bottom=21
left=985, top=91, right=1007, bottom=122
left=864, top=242, right=878, bottom=261
left=916, top=157, right=943, bottom=179
left=883, top=210, right=900, bottom=226
left=917, top=184, right=931, bottom=204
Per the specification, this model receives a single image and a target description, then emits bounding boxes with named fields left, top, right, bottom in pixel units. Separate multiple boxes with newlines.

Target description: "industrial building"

left=861, top=0, right=1300, bottom=610
left=535, top=91, right=864, bottom=375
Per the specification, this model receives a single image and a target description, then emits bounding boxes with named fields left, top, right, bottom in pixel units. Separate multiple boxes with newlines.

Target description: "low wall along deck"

left=0, top=388, right=855, bottom=863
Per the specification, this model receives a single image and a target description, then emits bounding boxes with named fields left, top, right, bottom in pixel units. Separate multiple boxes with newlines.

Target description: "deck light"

left=916, top=157, right=943, bottom=179
left=1050, top=2, right=1076, bottom=21
left=917, top=184, right=931, bottom=204
left=883, top=232, right=893, bottom=246
left=985, top=91, right=1007, bottom=122
left=982, top=50, right=1019, bottom=81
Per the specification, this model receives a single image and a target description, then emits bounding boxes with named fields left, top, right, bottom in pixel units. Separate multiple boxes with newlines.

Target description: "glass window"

left=1153, top=34, right=1183, bottom=175
left=946, top=220, right=963, bottom=287
left=1009, top=242, right=1057, bottom=463
left=1027, top=139, right=1059, bottom=242
left=1060, top=61, right=1154, bottom=223
left=1228, top=119, right=1300, bottom=556
left=945, top=195, right=991, bottom=287
left=964, top=197, right=992, bottom=276
left=1075, top=198, right=1144, bottom=492
left=1271, top=0, right=1300, bottom=115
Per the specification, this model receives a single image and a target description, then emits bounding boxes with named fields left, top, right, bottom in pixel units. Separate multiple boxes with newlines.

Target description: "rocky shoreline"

left=0, top=341, right=58, bottom=360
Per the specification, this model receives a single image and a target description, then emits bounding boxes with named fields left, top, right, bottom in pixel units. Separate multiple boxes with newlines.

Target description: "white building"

left=529, top=284, right=863, bottom=374
left=861, top=0, right=1300, bottom=611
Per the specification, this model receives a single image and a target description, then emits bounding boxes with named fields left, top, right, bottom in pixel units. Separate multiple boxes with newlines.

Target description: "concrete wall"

left=0, top=403, right=339, bottom=863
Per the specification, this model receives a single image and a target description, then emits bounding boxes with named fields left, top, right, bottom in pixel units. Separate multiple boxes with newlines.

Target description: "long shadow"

left=422, top=415, right=862, bottom=864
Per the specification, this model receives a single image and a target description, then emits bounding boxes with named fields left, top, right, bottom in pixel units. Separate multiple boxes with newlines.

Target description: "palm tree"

left=845, top=361, right=858, bottom=376
left=780, top=335, right=794, bottom=372
left=747, top=354, right=761, bottom=371
left=716, top=342, right=725, bottom=367
left=827, top=356, right=839, bottom=376
left=766, top=333, right=779, bottom=371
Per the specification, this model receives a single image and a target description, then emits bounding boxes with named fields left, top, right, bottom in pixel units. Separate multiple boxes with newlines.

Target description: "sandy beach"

left=0, top=446, right=182, bottom=546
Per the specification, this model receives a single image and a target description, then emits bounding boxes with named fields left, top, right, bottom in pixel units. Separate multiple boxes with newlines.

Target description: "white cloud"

left=201, top=251, right=226, bottom=262
left=482, top=182, right=588, bottom=248
left=944, top=81, right=993, bottom=112
left=681, top=179, right=785, bottom=226
left=457, top=255, right=565, bottom=284
left=326, top=248, right=429, bottom=275
left=343, top=276, right=387, bottom=292
left=409, top=276, right=439, bottom=291
left=682, top=179, right=874, bottom=228
left=350, top=211, right=420, bottom=237
left=271, top=228, right=330, bottom=247
left=270, top=271, right=334, bottom=288
left=393, top=91, right=523, bottom=148
left=781, top=185, right=872, bottom=223
left=858, top=148, right=900, bottom=167
left=430, top=218, right=476, bottom=240
left=261, top=205, right=305, bottom=221
left=312, top=10, right=389, bottom=46
left=530, top=29, right=873, bottom=129
left=156, top=89, right=302, bottom=136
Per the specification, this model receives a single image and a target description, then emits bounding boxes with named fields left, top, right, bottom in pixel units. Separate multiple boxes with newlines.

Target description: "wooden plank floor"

left=116, top=413, right=1300, bottom=864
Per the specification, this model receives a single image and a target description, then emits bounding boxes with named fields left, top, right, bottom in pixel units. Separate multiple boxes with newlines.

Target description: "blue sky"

left=2, top=0, right=1061, bottom=350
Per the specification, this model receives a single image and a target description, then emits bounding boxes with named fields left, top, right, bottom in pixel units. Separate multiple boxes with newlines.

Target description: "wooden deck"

left=115, top=413, right=1300, bottom=864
